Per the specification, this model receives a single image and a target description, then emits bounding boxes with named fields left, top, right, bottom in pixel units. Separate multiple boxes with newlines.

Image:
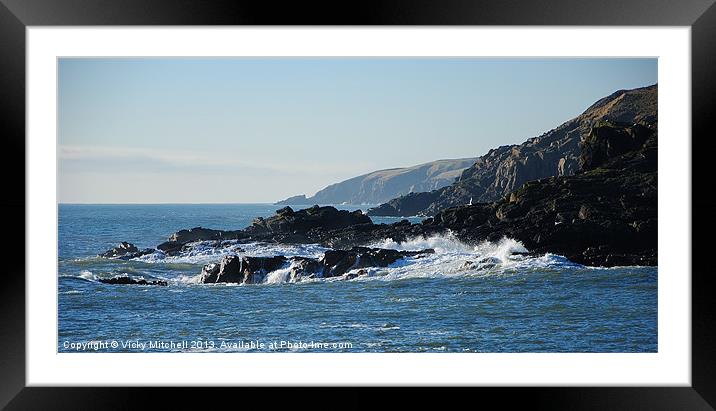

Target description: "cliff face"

left=275, top=158, right=477, bottom=205
left=368, top=84, right=657, bottom=217
left=424, top=121, right=658, bottom=266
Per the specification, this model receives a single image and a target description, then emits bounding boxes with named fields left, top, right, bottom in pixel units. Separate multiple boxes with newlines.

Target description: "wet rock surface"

left=98, top=275, right=168, bottom=286
left=99, top=242, right=155, bottom=260
left=198, top=247, right=435, bottom=284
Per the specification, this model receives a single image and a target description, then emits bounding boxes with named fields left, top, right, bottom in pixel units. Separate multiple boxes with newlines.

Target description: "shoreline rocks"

left=98, top=275, right=168, bottom=286
left=198, top=247, right=435, bottom=284
left=99, top=242, right=155, bottom=260
left=199, top=255, right=289, bottom=284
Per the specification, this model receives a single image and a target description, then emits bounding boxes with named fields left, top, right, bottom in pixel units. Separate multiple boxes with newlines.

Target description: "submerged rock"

left=99, top=242, right=154, bottom=260
left=98, top=275, right=167, bottom=286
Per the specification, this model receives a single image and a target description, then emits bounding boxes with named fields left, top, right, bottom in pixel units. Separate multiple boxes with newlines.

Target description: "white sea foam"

left=108, top=233, right=580, bottom=286
left=264, top=264, right=293, bottom=284
left=79, top=270, right=98, bottom=281
left=134, top=241, right=330, bottom=265
left=350, top=233, right=579, bottom=282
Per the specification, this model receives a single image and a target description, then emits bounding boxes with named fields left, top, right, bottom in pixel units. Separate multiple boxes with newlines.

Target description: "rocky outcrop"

left=99, top=242, right=154, bottom=260
left=98, top=275, right=168, bottom=286
left=275, top=158, right=476, bottom=205
left=320, top=247, right=434, bottom=277
left=157, top=227, right=246, bottom=255
left=579, top=121, right=653, bottom=171
left=365, top=191, right=440, bottom=217
left=421, top=122, right=658, bottom=266
left=244, top=205, right=372, bottom=242
left=198, top=247, right=435, bottom=284
left=309, top=121, right=658, bottom=266
left=200, top=255, right=288, bottom=284
left=368, top=84, right=657, bottom=217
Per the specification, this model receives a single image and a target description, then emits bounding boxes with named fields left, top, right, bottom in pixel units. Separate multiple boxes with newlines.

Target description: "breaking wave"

left=134, top=240, right=330, bottom=265
left=62, top=233, right=582, bottom=287
left=355, top=233, right=580, bottom=282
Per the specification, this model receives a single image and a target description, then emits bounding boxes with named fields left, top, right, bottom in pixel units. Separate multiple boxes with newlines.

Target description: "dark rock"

left=156, top=240, right=183, bottom=255
left=276, top=206, right=295, bottom=216
left=200, top=255, right=288, bottom=284
left=99, top=242, right=154, bottom=260
left=579, top=121, right=653, bottom=171
left=289, top=256, right=324, bottom=280
left=425, top=122, right=657, bottom=266
left=99, top=276, right=167, bottom=286
left=366, top=191, right=440, bottom=217
left=198, top=247, right=433, bottom=284
left=158, top=227, right=246, bottom=255
left=246, top=205, right=372, bottom=236
left=168, top=227, right=238, bottom=243
left=320, top=247, right=434, bottom=277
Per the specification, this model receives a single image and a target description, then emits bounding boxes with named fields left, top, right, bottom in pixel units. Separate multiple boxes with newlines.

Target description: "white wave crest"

left=133, top=241, right=330, bottom=265
left=106, top=233, right=580, bottom=286
left=79, top=270, right=98, bottom=281
left=369, top=231, right=475, bottom=254
left=354, top=233, right=578, bottom=281
left=264, top=264, right=293, bottom=284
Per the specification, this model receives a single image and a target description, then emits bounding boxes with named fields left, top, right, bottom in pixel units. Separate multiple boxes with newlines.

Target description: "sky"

left=58, top=58, right=657, bottom=204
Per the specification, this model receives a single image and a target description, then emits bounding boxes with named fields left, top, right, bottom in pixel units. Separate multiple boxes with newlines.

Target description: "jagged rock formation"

left=99, top=242, right=154, bottom=260
left=98, top=275, right=168, bottom=286
left=198, top=247, right=435, bottom=284
left=368, top=84, right=657, bottom=217
left=275, top=158, right=476, bottom=205
left=421, top=121, right=658, bottom=266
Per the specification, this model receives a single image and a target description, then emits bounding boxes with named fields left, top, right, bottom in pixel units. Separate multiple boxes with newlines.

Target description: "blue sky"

left=58, top=58, right=657, bottom=203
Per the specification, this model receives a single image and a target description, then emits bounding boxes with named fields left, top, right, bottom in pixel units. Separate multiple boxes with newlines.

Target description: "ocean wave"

left=348, top=233, right=580, bottom=282
left=133, top=240, right=330, bottom=265
left=73, top=234, right=582, bottom=287
left=59, top=269, right=174, bottom=285
left=179, top=234, right=581, bottom=285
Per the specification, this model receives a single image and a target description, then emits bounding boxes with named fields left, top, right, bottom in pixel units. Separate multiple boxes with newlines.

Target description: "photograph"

left=57, top=57, right=658, bottom=354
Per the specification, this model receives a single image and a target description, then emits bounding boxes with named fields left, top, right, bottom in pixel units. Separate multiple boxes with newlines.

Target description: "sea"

left=58, top=203, right=657, bottom=353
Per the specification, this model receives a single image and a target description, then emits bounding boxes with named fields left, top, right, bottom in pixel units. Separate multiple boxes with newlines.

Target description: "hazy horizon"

left=58, top=57, right=657, bottom=204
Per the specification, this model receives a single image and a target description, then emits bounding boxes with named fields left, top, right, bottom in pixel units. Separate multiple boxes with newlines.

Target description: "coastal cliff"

left=275, top=157, right=476, bottom=205
left=368, top=84, right=657, bottom=217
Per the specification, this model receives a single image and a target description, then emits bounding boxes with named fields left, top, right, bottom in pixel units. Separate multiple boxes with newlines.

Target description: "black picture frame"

left=1, top=0, right=713, bottom=409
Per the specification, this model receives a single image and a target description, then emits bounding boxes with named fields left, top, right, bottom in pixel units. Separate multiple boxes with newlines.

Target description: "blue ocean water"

left=58, top=204, right=657, bottom=353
